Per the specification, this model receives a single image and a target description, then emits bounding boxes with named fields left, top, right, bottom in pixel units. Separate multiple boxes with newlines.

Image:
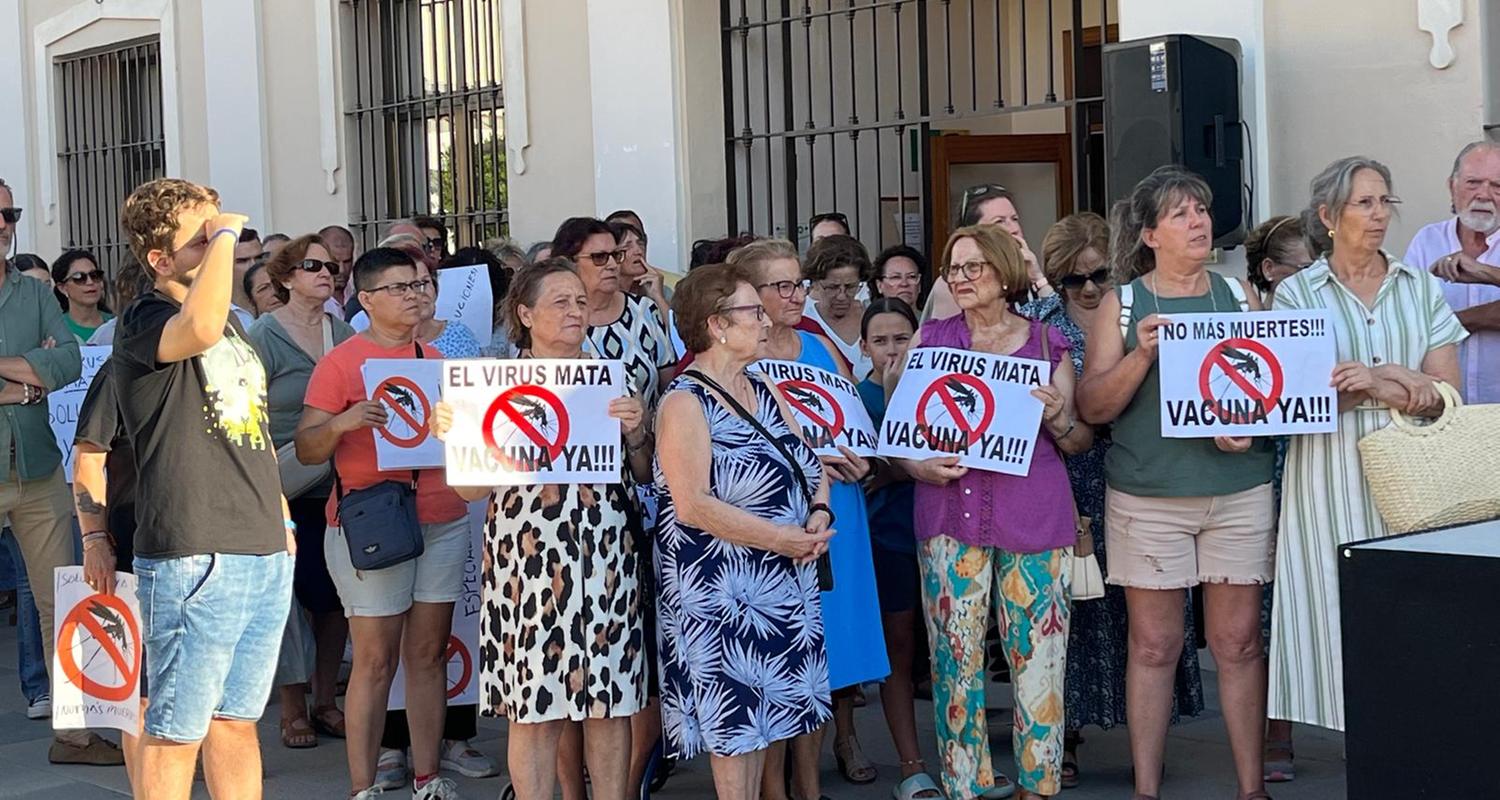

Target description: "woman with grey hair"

left=1268, top=157, right=1465, bottom=733
left=1076, top=165, right=1275, bottom=800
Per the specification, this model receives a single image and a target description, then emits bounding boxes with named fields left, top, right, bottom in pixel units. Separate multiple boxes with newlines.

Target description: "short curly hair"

left=264, top=234, right=326, bottom=304
left=120, top=178, right=221, bottom=267
left=671, top=262, right=755, bottom=355
left=803, top=234, right=872, bottom=283
left=503, top=257, right=581, bottom=350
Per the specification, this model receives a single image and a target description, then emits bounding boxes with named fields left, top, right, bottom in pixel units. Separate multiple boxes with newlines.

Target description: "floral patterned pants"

left=918, top=536, right=1071, bottom=797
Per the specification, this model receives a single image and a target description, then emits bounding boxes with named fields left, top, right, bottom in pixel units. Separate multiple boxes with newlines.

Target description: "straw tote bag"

left=1357, top=381, right=1500, bottom=534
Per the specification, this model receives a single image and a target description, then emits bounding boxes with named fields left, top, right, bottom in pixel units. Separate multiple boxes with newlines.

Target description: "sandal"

left=1060, top=730, right=1082, bottom=789
left=835, top=735, right=877, bottom=785
left=311, top=704, right=347, bottom=739
left=1263, top=738, right=1294, bottom=782
left=892, top=760, right=942, bottom=800
left=978, top=774, right=1015, bottom=798
left=280, top=715, right=317, bottom=749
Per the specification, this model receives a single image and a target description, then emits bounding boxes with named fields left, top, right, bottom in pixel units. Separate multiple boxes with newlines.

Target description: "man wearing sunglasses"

left=0, top=178, right=20, bottom=257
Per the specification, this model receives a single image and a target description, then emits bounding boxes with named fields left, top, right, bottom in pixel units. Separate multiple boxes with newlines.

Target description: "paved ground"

left=0, top=621, right=1346, bottom=799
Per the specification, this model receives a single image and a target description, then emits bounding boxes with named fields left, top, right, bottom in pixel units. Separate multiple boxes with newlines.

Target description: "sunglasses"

left=809, top=212, right=848, bottom=229
left=423, top=237, right=444, bottom=252
left=957, top=184, right=1009, bottom=224
left=1057, top=267, right=1111, bottom=290
left=297, top=259, right=337, bottom=275
left=65, top=269, right=105, bottom=285
left=0, top=207, right=21, bottom=225
left=576, top=249, right=627, bottom=267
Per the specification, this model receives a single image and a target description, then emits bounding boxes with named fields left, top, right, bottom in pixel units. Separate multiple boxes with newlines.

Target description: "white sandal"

left=892, top=772, right=943, bottom=800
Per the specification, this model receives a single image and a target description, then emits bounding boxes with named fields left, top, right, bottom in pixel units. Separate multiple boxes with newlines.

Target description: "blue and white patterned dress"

left=653, top=373, right=833, bottom=759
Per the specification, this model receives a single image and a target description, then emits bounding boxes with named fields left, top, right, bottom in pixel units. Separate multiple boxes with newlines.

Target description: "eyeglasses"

left=941, top=260, right=991, bottom=283
left=1057, top=267, right=1111, bottom=290
left=575, top=249, right=627, bottom=267
left=423, top=237, right=444, bottom=253
left=297, top=259, right=337, bottom=275
left=365, top=278, right=433, bottom=297
left=65, top=269, right=105, bottom=285
left=1349, top=195, right=1402, bottom=214
left=880, top=272, right=921, bottom=285
left=757, top=280, right=806, bottom=300
left=719, top=304, right=766, bottom=321
left=0, top=208, right=21, bottom=225
left=808, top=212, right=848, bottom=229
left=817, top=281, right=861, bottom=297
left=957, top=184, right=1009, bottom=224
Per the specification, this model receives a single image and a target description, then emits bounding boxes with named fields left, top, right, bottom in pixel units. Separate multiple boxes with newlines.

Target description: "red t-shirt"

left=304, top=335, right=466, bottom=527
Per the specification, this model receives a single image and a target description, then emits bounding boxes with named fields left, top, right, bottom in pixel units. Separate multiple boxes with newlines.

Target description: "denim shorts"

left=324, top=517, right=469, bottom=618
left=134, top=552, right=293, bottom=742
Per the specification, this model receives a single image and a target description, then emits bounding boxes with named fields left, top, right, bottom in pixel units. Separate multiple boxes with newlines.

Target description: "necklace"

left=1148, top=270, right=1221, bottom=316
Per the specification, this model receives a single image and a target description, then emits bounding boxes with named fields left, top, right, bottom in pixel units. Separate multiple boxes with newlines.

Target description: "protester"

left=612, top=220, right=671, bottom=328
left=1023, top=212, right=1206, bottom=788
left=249, top=234, right=357, bottom=750
left=526, top=240, right=553, bottom=264
left=1075, top=166, right=1275, bottom=800
left=482, top=237, right=528, bottom=276
left=264, top=233, right=292, bottom=255
left=808, top=211, right=851, bottom=242
left=244, top=259, right=284, bottom=317
left=1403, top=140, right=1500, bottom=404
left=871, top=244, right=927, bottom=308
left=412, top=214, right=450, bottom=262
left=854, top=297, right=941, bottom=800
left=414, top=258, right=485, bottom=359
left=431, top=258, right=650, bottom=800
left=654, top=262, right=834, bottom=800
left=115, top=178, right=292, bottom=796
left=297, top=246, right=466, bottom=800
left=442, top=247, right=515, bottom=358
left=1269, top=157, right=1466, bottom=738
left=319, top=224, right=360, bottom=308
left=15, top=253, right=53, bottom=288
left=728, top=238, right=887, bottom=799
left=52, top=250, right=113, bottom=344
left=803, top=235, right=874, bottom=380
left=0, top=525, right=48, bottom=722
left=232, top=227, right=265, bottom=319
left=956, top=184, right=1047, bottom=295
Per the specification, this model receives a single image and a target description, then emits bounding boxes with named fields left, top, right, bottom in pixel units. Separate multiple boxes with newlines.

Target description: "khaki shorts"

left=1104, top=483, right=1274, bottom=590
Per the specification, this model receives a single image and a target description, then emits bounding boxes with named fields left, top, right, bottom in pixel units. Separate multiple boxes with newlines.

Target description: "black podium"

left=1340, top=518, right=1500, bottom=799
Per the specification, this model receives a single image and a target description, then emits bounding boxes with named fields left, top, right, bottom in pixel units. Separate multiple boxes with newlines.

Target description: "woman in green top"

left=1076, top=167, right=1275, bottom=800
left=52, top=250, right=113, bottom=344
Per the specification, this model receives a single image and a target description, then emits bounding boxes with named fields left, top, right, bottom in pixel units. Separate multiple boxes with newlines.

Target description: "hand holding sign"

left=337, top=400, right=389, bottom=433
left=1136, top=314, right=1171, bottom=361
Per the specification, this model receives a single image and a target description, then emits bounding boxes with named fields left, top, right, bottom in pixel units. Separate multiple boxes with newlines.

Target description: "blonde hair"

left=725, top=238, right=799, bottom=283
left=1040, top=212, right=1109, bottom=287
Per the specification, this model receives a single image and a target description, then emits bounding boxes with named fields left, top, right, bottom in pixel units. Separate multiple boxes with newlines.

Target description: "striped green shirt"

left=1267, top=251, right=1467, bottom=731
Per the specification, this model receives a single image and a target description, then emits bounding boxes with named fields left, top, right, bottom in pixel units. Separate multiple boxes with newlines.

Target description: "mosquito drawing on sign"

left=783, top=384, right=828, bottom=417
left=496, top=394, right=556, bottom=449
left=73, top=599, right=132, bottom=675
left=1208, top=346, right=1274, bottom=402
left=927, top=376, right=980, bottom=427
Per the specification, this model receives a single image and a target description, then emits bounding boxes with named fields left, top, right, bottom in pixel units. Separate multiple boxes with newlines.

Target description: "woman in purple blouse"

left=889, top=225, right=1093, bottom=800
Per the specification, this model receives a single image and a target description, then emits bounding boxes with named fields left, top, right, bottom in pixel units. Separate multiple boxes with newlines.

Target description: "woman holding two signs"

left=890, top=224, right=1092, bottom=800
left=432, top=258, right=651, bottom=800
left=1075, top=166, right=1275, bottom=800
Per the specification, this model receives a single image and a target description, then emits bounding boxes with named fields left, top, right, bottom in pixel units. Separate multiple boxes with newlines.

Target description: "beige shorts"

left=1104, top=483, right=1274, bottom=590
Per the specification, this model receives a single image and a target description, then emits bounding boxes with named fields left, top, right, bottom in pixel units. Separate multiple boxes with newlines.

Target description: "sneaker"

left=48, top=732, right=126, bottom=766
left=373, top=748, right=408, bottom=791
left=26, top=695, right=50, bottom=720
left=352, top=787, right=384, bottom=799
left=440, top=739, right=500, bottom=778
left=414, top=775, right=462, bottom=799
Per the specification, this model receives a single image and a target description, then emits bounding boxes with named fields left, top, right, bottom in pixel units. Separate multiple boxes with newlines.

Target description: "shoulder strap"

left=1039, top=321, right=1052, bottom=364
left=321, top=314, right=334, bottom=354
left=1117, top=282, right=1136, bottom=340
left=683, top=368, right=813, bottom=504
left=1221, top=272, right=1251, bottom=311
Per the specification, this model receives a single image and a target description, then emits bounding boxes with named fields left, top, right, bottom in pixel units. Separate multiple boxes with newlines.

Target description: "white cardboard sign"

left=50, top=346, right=111, bottom=482
left=52, top=567, right=142, bottom=734
left=436, top=265, right=494, bottom=346
left=754, top=359, right=878, bottom=457
left=362, top=358, right=447, bottom=469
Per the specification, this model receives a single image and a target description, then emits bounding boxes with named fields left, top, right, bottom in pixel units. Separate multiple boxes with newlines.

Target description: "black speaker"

left=1103, top=34, right=1245, bottom=247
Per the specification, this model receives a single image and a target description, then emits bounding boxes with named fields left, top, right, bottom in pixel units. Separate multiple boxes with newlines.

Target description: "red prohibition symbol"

left=1197, top=338, right=1285, bottom=423
left=915, top=373, right=995, bottom=448
left=445, top=636, right=472, bottom=700
left=777, top=379, right=845, bottom=437
left=57, top=594, right=141, bottom=703
left=482, top=385, right=570, bottom=466
left=374, top=376, right=432, bottom=447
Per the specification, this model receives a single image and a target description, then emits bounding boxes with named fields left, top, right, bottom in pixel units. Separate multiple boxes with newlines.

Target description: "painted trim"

left=33, top=0, right=181, bottom=225
left=0, top=0, right=33, bottom=248
left=315, top=0, right=339, bottom=193
left=500, top=0, right=529, bottom=174
left=1417, top=0, right=1463, bottom=70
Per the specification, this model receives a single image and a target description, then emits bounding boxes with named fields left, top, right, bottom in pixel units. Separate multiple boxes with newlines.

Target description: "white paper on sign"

left=754, top=359, right=878, bottom=457
left=436, top=265, right=494, bottom=346
left=362, top=358, right=447, bottom=469
left=877, top=346, right=1050, bottom=476
left=442, top=358, right=625, bottom=486
left=52, top=567, right=142, bottom=733
left=1156, top=311, right=1338, bottom=438
left=50, top=346, right=111, bottom=482
left=388, top=501, right=483, bottom=710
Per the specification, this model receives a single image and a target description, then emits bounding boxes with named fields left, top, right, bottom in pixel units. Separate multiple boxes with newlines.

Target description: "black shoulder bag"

left=336, top=341, right=425, bottom=570
left=684, top=369, right=834, bottom=591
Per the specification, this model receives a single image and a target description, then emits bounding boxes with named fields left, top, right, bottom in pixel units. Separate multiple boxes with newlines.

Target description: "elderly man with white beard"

left=1404, top=141, right=1500, bottom=404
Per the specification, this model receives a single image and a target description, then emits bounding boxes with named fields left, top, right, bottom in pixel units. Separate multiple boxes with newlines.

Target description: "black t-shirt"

left=74, top=362, right=139, bottom=565
left=114, top=292, right=284, bottom=559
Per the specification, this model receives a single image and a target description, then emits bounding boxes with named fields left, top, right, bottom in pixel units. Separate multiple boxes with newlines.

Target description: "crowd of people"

left=0, top=138, right=1495, bottom=800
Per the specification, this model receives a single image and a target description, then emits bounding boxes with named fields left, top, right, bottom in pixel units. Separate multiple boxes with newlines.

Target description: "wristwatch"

left=808, top=502, right=836, bottom=526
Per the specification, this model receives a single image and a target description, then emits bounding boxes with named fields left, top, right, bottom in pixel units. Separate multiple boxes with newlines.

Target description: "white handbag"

left=1070, top=512, right=1106, bottom=601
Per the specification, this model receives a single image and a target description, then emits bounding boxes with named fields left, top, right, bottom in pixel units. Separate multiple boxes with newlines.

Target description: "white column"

left=201, top=0, right=272, bottom=228
left=0, top=0, right=34, bottom=249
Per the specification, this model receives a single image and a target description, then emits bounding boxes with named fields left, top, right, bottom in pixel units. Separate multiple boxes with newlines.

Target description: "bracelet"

left=808, top=502, right=836, bottom=527
left=82, top=530, right=114, bottom=547
left=211, top=227, right=240, bottom=244
left=1057, top=420, right=1076, bottom=440
left=283, top=519, right=297, bottom=531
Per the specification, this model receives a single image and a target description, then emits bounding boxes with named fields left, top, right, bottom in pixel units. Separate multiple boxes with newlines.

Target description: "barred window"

left=55, top=37, right=166, bottom=280
left=341, top=0, right=507, bottom=252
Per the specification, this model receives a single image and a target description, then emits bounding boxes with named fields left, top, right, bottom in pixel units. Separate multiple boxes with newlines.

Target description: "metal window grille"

left=341, top=0, right=508, bottom=253
left=55, top=37, right=166, bottom=281
left=722, top=0, right=1109, bottom=254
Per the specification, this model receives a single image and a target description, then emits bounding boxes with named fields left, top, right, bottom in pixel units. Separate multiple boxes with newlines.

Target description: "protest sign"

left=390, top=501, right=483, bottom=710
left=52, top=567, right=141, bottom=733
left=362, top=358, right=446, bottom=469
left=754, top=359, right=878, bottom=457
left=443, top=359, right=625, bottom=486
left=877, top=346, right=1050, bottom=476
left=1157, top=311, right=1337, bottom=438
left=436, top=265, right=494, bottom=346
left=49, top=346, right=111, bottom=481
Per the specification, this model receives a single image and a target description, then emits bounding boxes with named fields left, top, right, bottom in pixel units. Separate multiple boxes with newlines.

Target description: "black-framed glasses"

left=719, top=303, right=766, bottom=321
left=0, top=208, right=21, bottom=225
left=297, top=259, right=337, bottom=275
left=808, top=212, right=848, bottom=229
left=575, top=249, right=627, bottom=267
left=757, top=280, right=806, bottom=300
left=941, top=260, right=991, bottom=283
left=957, top=184, right=1010, bottom=224
left=65, top=269, right=105, bottom=285
left=1057, top=267, right=1111, bottom=290
left=365, top=278, right=433, bottom=297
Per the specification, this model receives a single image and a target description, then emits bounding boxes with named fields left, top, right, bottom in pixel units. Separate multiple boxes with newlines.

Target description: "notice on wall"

left=388, top=501, right=483, bottom=710
left=52, top=567, right=141, bottom=733
left=754, top=359, right=878, bottom=457
left=877, top=346, right=1050, bottom=477
left=443, top=359, right=625, bottom=486
left=436, top=265, right=494, bottom=346
left=362, top=358, right=447, bottom=469
left=50, top=346, right=111, bottom=482
left=1157, top=311, right=1338, bottom=438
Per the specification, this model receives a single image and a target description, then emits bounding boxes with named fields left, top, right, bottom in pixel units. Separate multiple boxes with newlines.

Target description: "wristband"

left=82, top=530, right=114, bottom=547
left=808, top=502, right=836, bottom=527
left=283, top=519, right=297, bottom=531
left=211, top=227, right=241, bottom=244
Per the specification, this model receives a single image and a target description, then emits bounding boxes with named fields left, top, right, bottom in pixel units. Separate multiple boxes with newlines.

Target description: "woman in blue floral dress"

left=1021, top=214, right=1204, bottom=788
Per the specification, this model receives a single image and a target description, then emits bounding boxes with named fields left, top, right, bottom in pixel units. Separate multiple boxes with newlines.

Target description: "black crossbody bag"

left=336, top=341, right=425, bottom=570
left=685, top=369, right=834, bottom=591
